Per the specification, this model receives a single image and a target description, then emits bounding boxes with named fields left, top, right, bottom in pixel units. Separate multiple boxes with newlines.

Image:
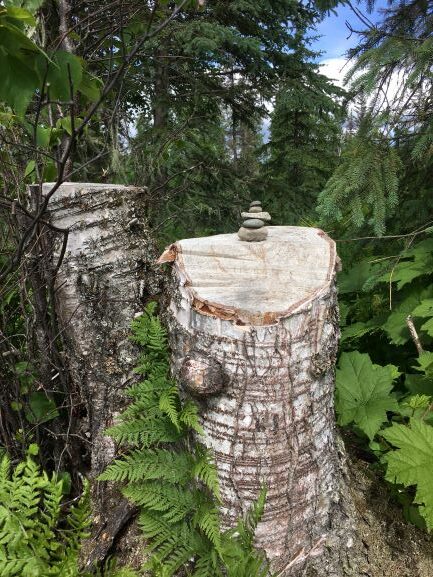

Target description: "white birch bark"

left=159, top=226, right=354, bottom=576
left=46, top=182, right=159, bottom=567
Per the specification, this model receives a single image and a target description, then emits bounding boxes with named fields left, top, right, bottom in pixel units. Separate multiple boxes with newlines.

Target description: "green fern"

left=180, top=400, right=204, bottom=435
left=193, top=446, right=221, bottom=500
left=100, top=449, right=194, bottom=484
left=101, top=302, right=269, bottom=577
left=158, top=386, right=181, bottom=431
left=0, top=447, right=90, bottom=577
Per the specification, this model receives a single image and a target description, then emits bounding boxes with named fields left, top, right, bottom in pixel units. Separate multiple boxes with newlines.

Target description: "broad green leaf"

left=43, top=160, right=57, bottom=181
left=412, top=299, right=433, bottom=318
left=0, top=20, right=47, bottom=58
left=382, top=286, right=433, bottom=345
left=25, top=391, right=59, bottom=424
left=5, top=6, right=35, bottom=25
left=0, top=47, right=39, bottom=115
left=405, top=373, right=433, bottom=396
left=338, top=260, right=374, bottom=294
left=24, top=159, right=35, bottom=177
left=421, top=317, right=433, bottom=337
left=379, top=239, right=433, bottom=290
left=382, top=419, right=433, bottom=530
left=79, top=70, right=102, bottom=101
left=46, top=51, right=82, bottom=100
left=58, top=116, right=73, bottom=135
left=36, top=125, right=51, bottom=147
left=12, top=0, right=45, bottom=15
left=336, top=351, right=398, bottom=439
left=399, top=395, right=432, bottom=420
left=414, top=352, right=433, bottom=378
left=409, top=295, right=433, bottom=335
left=340, top=321, right=378, bottom=343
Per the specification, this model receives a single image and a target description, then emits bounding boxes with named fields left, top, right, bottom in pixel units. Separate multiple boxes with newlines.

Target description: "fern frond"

left=158, top=541, right=195, bottom=577
left=0, top=452, right=90, bottom=575
left=191, top=550, right=220, bottom=577
left=193, top=503, right=221, bottom=551
left=66, top=479, right=91, bottom=542
left=100, top=449, right=193, bottom=484
left=180, top=401, right=204, bottom=435
left=159, top=386, right=181, bottom=431
left=106, top=416, right=181, bottom=446
left=138, top=511, right=173, bottom=541
left=123, top=481, right=197, bottom=523
left=233, top=486, right=267, bottom=550
left=194, top=447, right=220, bottom=500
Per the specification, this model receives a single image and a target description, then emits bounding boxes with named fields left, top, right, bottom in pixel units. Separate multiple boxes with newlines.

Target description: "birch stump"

left=160, top=226, right=354, bottom=577
left=46, top=182, right=160, bottom=567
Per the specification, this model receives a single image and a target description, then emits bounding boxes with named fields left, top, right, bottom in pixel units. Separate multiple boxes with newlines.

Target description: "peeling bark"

left=162, top=227, right=356, bottom=576
left=46, top=182, right=160, bottom=568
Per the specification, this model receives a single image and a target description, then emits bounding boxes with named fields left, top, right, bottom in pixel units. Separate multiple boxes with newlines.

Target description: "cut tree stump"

left=159, top=226, right=355, bottom=577
left=46, top=182, right=160, bottom=568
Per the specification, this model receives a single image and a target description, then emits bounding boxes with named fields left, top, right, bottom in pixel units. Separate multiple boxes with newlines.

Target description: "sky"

left=312, top=1, right=389, bottom=86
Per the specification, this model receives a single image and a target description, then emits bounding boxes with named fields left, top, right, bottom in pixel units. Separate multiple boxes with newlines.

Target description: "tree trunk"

left=159, top=226, right=355, bottom=576
left=46, top=182, right=161, bottom=569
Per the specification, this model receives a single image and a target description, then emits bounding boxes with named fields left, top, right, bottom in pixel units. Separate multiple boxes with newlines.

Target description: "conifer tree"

left=318, top=0, right=433, bottom=235
left=260, top=48, right=345, bottom=224
left=115, top=0, right=342, bottom=238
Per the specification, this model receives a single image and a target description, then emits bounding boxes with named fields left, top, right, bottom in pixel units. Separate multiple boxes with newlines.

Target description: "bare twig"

left=406, top=315, right=424, bottom=355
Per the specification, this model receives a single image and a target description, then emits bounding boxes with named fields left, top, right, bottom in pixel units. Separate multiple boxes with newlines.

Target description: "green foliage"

left=117, top=0, right=346, bottom=241
left=0, top=447, right=91, bottom=576
left=0, top=6, right=100, bottom=120
left=25, top=391, right=59, bottom=424
left=382, top=419, right=433, bottom=530
left=378, top=239, right=433, bottom=291
left=101, top=303, right=269, bottom=577
left=336, top=231, right=433, bottom=531
left=336, top=351, right=399, bottom=440
left=261, top=61, right=345, bottom=224
left=317, top=116, right=402, bottom=235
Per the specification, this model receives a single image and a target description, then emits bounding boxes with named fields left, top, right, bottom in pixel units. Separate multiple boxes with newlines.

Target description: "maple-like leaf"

left=382, top=419, right=433, bottom=530
left=379, top=239, right=433, bottom=290
left=382, top=286, right=433, bottom=345
left=421, top=318, right=433, bottom=337
left=336, top=351, right=399, bottom=440
left=412, top=299, right=433, bottom=337
left=412, top=299, right=433, bottom=318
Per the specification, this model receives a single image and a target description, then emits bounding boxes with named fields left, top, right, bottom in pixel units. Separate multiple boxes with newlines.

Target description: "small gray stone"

left=250, top=200, right=261, bottom=207
left=241, top=211, right=271, bottom=221
left=249, top=206, right=262, bottom=213
left=237, top=226, right=268, bottom=241
left=243, top=218, right=265, bottom=229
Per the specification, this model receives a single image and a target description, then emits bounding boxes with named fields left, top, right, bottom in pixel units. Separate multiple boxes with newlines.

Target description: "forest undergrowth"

left=2, top=0, right=433, bottom=574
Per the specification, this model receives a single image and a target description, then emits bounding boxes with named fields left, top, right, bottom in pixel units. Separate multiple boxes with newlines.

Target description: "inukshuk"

left=159, top=220, right=352, bottom=576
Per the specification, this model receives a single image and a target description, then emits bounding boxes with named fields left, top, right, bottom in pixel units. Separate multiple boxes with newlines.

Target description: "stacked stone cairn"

left=237, top=200, right=271, bottom=242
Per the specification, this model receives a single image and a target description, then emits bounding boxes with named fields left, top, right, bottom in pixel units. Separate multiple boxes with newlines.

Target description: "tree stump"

left=46, top=182, right=160, bottom=568
left=159, top=226, right=354, bottom=576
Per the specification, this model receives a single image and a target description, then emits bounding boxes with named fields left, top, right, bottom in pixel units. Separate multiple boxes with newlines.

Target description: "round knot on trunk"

left=180, top=353, right=228, bottom=396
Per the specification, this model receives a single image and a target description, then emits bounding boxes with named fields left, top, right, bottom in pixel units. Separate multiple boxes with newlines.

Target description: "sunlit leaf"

left=336, top=351, right=398, bottom=439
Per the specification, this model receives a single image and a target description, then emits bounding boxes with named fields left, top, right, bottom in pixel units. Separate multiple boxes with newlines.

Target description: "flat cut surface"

left=165, top=226, right=336, bottom=325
